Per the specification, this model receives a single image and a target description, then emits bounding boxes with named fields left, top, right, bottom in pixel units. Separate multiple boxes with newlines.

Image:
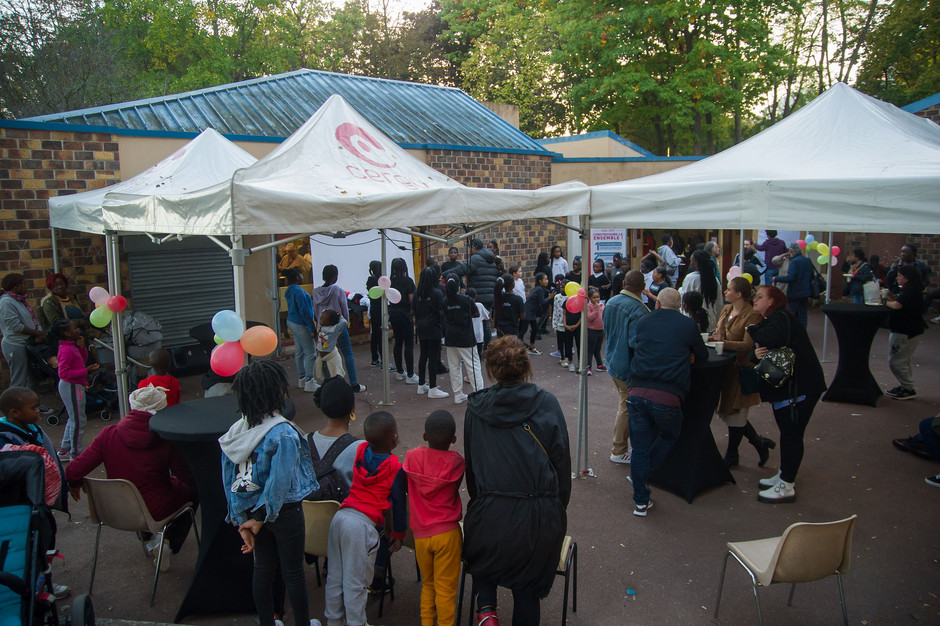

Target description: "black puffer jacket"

left=463, top=382, right=571, bottom=597
left=444, top=248, right=500, bottom=307
left=747, top=308, right=827, bottom=402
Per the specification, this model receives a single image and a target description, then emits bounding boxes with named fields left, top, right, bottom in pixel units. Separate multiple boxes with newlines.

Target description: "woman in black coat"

left=747, top=285, right=827, bottom=504
left=463, top=335, right=571, bottom=626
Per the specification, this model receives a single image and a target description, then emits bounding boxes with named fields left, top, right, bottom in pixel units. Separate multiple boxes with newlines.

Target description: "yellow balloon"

left=808, top=241, right=818, bottom=250
left=816, top=243, right=829, bottom=255
left=743, top=273, right=753, bottom=283
left=564, top=282, right=580, bottom=297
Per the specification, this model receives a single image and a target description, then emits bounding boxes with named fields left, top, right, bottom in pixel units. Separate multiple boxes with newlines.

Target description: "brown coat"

left=715, top=303, right=762, bottom=414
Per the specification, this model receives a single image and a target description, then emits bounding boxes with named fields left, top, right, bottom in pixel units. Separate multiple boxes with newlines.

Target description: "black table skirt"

left=650, top=351, right=736, bottom=503
left=150, top=394, right=295, bottom=622
left=821, top=303, right=891, bottom=407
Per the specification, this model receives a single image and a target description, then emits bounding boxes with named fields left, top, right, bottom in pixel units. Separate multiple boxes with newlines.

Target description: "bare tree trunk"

left=819, top=0, right=829, bottom=93
left=843, top=0, right=880, bottom=81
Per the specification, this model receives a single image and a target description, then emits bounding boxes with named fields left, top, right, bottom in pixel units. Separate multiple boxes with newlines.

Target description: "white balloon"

left=386, top=287, right=402, bottom=304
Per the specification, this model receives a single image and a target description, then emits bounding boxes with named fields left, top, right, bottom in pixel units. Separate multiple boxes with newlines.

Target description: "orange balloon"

left=240, top=325, right=279, bottom=356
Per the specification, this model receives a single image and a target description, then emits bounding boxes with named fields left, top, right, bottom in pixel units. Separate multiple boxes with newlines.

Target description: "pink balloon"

left=210, top=342, right=245, bottom=377
left=831, top=246, right=840, bottom=257
left=796, top=239, right=807, bottom=249
left=378, top=275, right=391, bottom=289
left=728, top=265, right=743, bottom=279
left=566, top=296, right=585, bottom=314
left=577, top=288, right=586, bottom=297
left=106, top=295, right=127, bottom=313
left=385, top=287, right=402, bottom=304
left=831, top=257, right=839, bottom=266
left=89, top=286, right=110, bottom=306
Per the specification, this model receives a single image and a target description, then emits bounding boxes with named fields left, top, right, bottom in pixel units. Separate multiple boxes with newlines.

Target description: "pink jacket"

left=403, top=446, right=465, bottom=539
left=587, top=302, right=605, bottom=331
left=57, top=341, right=88, bottom=385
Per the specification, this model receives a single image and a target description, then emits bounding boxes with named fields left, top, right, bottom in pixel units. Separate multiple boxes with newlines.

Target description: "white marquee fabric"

left=590, top=83, right=940, bottom=233
left=99, top=94, right=589, bottom=237
left=50, top=128, right=256, bottom=234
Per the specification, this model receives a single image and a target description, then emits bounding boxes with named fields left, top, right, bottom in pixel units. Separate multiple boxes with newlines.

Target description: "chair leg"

left=188, top=508, right=200, bottom=546
left=561, top=564, right=569, bottom=626
left=150, top=532, right=165, bottom=606
left=751, top=580, right=763, bottom=626
left=572, top=542, right=577, bottom=613
left=787, top=582, right=796, bottom=606
left=836, top=571, right=848, bottom=626
left=313, top=556, right=322, bottom=587
left=714, top=551, right=730, bottom=618
left=455, top=561, right=465, bottom=626
left=88, top=523, right=102, bottom=595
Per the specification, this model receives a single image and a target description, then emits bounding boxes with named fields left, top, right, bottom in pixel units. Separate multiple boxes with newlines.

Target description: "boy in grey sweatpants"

left=324, top=411, right=407, bottom=626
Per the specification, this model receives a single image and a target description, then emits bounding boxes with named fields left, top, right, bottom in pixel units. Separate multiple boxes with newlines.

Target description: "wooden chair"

left=714, top=514, right=857, bottom=625
left=83, top=477, right=198, bottom=605
left=301, top=500, right=340, bottom=586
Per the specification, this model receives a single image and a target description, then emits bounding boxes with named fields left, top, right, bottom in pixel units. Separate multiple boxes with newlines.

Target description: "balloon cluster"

left=564, top=282, right=587, bottom=313
left=209, top=310, right=279, bottom=376
left=795, top=234, right=840, bottom=267
left=87, top=286, right=127, bottom=328
left=367, top=276, right=402, bottom=304
left=726, top=265, right=754, bottom=283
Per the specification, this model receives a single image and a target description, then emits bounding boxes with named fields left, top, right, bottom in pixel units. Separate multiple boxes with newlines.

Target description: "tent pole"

left=231, top=236, right=247, bottom=320
left=269, top=235, right=281, bottom=356
left=105, top=232, right=130, bottom=417
left=576, top=215, right=594, bottom=478
left=51, top=227, right=59, bottom=274
left=739, top=228, right=744, bottom=268
left=379, top=230, right=393, bottom=406
left=821, top=231, right=833, bottom=362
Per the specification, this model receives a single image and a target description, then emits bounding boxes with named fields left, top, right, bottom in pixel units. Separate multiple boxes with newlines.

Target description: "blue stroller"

left=0, top=451, right=94, bottom=625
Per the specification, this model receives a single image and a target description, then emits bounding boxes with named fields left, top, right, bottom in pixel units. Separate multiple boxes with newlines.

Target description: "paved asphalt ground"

left=39, top=308, right=939, bottom=625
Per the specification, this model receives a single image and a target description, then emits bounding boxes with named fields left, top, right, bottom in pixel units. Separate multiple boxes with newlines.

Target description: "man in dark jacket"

left=773, top=242, right=813, bottom=327
left=755, top=230, right=787, bottom=284
left=443, top=238, right=501, bottom=308
left=627, top=288, right=708, bottom=517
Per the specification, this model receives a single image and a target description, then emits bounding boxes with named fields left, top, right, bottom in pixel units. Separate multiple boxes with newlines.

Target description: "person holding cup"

left=710, top=277, right=776, bottom=468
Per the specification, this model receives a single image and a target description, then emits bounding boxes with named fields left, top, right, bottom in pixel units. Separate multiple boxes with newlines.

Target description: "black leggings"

left=388, top=310, right=414, bottom=375
left=587, top=328, right=604, bottom=367
left=370, top=309, right=382, bottom=362
left=473, top=577, right=540, bottom=626
left=562, top=329, right=580, bottom=361
left=417, top=338, right=441, bottom=387
left=772, top=394, right=820, bottom=483
left=518, top=319, right=539, bottom=345
left=252, top=502, right=309, bottom=626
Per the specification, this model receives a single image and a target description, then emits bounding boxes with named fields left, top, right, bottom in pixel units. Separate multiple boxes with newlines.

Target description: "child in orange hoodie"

left=403, top=410, right=466, bottom=626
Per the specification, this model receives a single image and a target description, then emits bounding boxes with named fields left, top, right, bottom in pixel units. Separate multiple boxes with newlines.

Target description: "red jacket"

left=57, top=341, right=88, bottom=385
left=138, top=374, right=181, bottom=406
left=65, top=409, right=194, bottom=520
left=341, top=442, right=406, bottom=539
left=403, top=446, right=464, bottom=539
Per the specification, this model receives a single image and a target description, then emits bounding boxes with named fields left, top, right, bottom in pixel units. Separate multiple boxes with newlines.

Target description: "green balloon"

left=90, top=306, right=113, bottom=328
left=214, top=334, right=225, bottom=345
left=368, top=286, right=385, bottom=299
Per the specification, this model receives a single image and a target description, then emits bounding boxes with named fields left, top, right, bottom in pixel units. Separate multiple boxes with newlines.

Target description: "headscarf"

left=129, top=384, right=168, bottom=414
left=45, top=273, right=68, bottom=291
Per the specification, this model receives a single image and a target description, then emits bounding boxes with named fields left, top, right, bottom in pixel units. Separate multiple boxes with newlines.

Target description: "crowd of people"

left=1, top=232, right=938, bottom=624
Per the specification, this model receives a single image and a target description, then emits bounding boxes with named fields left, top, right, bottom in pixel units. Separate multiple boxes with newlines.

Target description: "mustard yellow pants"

left=414, top=527, right=462, bottom=626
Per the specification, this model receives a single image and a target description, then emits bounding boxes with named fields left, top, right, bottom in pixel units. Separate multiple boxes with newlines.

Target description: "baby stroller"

left=0, top=451, right=94, bottom=625
left=95, top=310, right=163, bottom=388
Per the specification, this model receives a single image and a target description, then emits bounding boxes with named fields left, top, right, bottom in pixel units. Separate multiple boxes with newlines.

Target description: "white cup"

left=701, top=333, right=709, bottom=343
left=713, top=341, right=724, bottom=355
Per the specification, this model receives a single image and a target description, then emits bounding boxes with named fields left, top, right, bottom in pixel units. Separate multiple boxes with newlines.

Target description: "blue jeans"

left=287, top=320, right=316, bottom=381
left=764, top=267, right=779, bottom=285
left=336, top=325, right=358, bottom=385
left=787, top=297, right=808, bottom=328
left=628, top=395, right=683, bottom=505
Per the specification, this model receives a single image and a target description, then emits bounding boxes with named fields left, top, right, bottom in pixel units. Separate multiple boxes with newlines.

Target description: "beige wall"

left=481, top=102, right=520, bottom=129
left=545, top=136, right=646, bottom=159
left=551, top=159, right=696, bottom=186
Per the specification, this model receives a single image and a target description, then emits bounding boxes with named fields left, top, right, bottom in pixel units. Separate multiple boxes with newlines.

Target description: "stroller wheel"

left=71, top=594, right=95, bottom=626
left=99, top=410, right=111, bottom=422
left=46, top=413, right=60, bottom=426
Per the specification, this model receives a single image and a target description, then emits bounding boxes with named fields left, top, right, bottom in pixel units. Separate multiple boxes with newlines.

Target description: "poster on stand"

left=591, top=229, right=628, bottom=265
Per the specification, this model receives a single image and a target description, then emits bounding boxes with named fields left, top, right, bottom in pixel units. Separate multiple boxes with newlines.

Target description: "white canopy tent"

left=591, top=82, right=940, bottom=232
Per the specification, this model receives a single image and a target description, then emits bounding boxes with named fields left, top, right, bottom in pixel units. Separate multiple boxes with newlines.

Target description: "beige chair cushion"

left=302, top=500, right=340, bottom=558
left=557, top=535, right=573, bottom=572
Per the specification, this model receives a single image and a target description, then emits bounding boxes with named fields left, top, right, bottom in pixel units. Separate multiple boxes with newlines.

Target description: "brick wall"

left=841, top=232, right=940, bottom=272
left=914, top=104, right=940, bottom=125
left=423, top=150, right=570, bottom=272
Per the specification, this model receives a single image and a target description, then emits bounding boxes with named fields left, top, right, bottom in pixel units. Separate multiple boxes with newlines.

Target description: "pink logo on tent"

left=335, top=123, right=396, bottom=169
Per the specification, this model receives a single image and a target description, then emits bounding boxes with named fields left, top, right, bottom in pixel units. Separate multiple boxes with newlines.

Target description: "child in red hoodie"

left=324, top=411, right=406, bottom=626
left=50, top=319, right=98, bottom=460
left=403, top=410, right=465, bottom=626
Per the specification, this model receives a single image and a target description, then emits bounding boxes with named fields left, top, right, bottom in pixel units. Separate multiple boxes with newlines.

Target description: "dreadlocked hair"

left=233, top=360, right=289, bottom=427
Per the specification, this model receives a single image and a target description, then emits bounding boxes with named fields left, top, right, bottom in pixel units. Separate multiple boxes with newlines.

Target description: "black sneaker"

left=370, top=359, right=382, bottom=367
left=926, top=474, right=940, bottom=488
left=353, top=383, right=367, bottom=393
left=633, top=500, right=653, bottom=517
left=891, top=388, right=917, bottom=401
left=885, top=386, right=904, bottom=397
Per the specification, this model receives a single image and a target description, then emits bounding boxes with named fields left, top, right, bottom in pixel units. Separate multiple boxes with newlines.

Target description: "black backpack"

left=305, top=433, right=357, bottom=503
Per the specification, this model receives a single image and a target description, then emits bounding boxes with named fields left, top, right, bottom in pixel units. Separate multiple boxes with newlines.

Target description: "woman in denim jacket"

left=220, top=360, right=320, bottom=626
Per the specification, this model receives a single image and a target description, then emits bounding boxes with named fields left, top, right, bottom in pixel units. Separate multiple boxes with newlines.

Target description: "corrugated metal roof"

left=22, top=69, right=550, bottom=154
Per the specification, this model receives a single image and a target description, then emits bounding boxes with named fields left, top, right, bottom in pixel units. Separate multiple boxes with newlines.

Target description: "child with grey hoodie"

left=315, top=309, right=347, bottom=386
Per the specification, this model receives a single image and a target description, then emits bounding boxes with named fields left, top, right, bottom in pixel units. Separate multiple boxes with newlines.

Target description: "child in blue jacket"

left=219, top=360, right=320, bottom=626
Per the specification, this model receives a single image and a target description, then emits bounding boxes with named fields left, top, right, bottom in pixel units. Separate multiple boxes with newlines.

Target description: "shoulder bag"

left=753, top=313, right=795, bottom=388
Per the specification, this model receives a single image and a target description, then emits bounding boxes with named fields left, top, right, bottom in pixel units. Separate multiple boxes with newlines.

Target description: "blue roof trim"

left=902, top=92, right=940, bottom=113
left=537, top=130, right=656, bottom=157
left=551, top=156, right=706, bottom=162
left=17, top=68, right=551, bottom=155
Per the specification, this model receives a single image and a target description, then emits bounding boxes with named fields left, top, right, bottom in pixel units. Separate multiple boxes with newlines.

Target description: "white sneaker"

left=297, top=378, right=305, bottom=389
left=931, top=315, right=940, bottom=324
left=404, top=374, right=420, bottom=384
left=428, top=387, right=449, bottom=399
left=550, top=350, right=562, bottom=358
left=304, top=379, right=320, bottom=393
left=394, top=371, right=406, bottom=380
left=417, top=384, right=429, bottom=394
left=569, top=363, right=577, bottom=372
left=758, top=480, right=796, bottom=503
left=610, top=449, right=632, bottom=464
left=52, top=583, right=71, bottom=599
left=310, top=621, right=323, bottom=626
left=454, top=392, right=468, bottom=404
left=758, top=470, right=782, bottom=489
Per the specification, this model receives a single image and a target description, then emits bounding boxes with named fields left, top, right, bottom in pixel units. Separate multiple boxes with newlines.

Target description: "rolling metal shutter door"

left=126, top=246, right=234, bottom=348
